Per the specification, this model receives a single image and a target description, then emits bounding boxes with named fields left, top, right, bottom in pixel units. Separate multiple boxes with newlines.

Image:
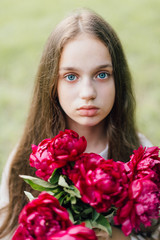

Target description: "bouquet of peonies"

left=12, top=130, right=160, bottom=239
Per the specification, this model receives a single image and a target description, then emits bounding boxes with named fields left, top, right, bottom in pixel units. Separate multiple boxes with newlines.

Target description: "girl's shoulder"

left=0, top=144, right=18, bottom=207
left=100, top=132, right=153, bottom=160
left=137, top=132, right=153, bottom=147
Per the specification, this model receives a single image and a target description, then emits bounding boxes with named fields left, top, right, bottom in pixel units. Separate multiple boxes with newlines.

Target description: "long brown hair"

left=0, top=8, right=140, bottom=238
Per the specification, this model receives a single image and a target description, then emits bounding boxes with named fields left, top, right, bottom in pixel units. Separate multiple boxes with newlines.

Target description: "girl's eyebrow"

left=59, top=63, right=113, bottom=72
left=97, top=64, right=113, bottom=69
left=59, top=67, right=78, bottom=71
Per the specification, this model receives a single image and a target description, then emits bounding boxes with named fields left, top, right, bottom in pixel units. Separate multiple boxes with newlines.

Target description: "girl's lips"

left=77, top=106, right=99, bottom=117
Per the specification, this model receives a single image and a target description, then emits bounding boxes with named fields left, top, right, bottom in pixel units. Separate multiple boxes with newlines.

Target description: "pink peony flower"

left=29, top=129, right=87, bottom=180
left=114, top=179, right=160, bottom=236
left=125, top=146, right=160, bottom=187
left=12, top=192, right=73, bottom=240
left=67, top=153, right=129, bottom=213
left=49, top=225, right=97, bottom=240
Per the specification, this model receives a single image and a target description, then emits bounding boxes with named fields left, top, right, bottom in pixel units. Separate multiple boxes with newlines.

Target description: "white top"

left=0, top=133, right=159, bottom=240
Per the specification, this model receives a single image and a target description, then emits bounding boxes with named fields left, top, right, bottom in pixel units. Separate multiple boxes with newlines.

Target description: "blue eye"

left=66, top=74, right=77, bottom=81
left=97, top=72, right=108, bottom=79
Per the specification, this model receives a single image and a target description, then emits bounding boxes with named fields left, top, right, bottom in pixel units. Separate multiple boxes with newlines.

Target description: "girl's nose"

left=79, top=78, right=96, bottom=101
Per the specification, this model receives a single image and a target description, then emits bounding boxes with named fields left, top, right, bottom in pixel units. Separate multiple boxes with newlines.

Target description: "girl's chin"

left=66, top=115, right=107, bottom=129
left=69, top=119, right=105, bottom=128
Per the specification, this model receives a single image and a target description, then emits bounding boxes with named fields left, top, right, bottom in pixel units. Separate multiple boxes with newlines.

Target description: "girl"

left=0, top=8, right=159, bottom=240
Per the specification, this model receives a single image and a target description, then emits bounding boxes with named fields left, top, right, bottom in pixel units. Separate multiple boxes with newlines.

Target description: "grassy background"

left=0, top=0, right=160, bottom=180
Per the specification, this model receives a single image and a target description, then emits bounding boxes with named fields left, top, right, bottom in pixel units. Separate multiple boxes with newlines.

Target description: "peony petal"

left=129, top=180, right=142, bottom=199
left=119, top=200, right=133, bottom=218
left=121, top=218, right=133, bottom=236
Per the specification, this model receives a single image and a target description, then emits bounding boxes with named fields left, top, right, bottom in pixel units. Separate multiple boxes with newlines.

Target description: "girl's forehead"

left=64, top=33, right=106, bottom=48
left=61, top=34, right=111, bottom=58
left=59, top=34, right=112, bottom=73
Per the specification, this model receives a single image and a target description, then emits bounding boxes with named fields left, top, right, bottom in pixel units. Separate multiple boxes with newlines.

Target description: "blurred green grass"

left=0, top=0, right=160, bottom=179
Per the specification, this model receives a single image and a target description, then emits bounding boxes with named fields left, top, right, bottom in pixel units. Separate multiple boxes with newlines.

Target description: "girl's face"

left=58, top=34, right=115, bottom=129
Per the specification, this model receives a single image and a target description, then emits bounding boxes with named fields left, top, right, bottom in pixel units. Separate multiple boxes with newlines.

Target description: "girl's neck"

left=67, top=122, right=108, bottom=154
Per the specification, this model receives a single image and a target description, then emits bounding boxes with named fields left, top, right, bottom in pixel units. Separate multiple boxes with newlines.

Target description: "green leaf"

left=24, top=191, right=35, bottom=201
left=92, top=209, right=100, bottom=221
left=81, top=207, right=93, bottom=216
left=54, top=190, right=65, bottom=200
left=59, top=195, right=68, bottom=205
left=71, top=196, right=76, bottom=204
left=58, top=175, right=69, bottom=188
left=70, top=185, right=81, bottom=198
left=92, top=214, right=112, bottom=237
left=103, top=207, right=117, bottom=218
left=51, top=186, right=63, bottom=194
left=63, top=187, right=79, bottom=199
left=84, top=219, right=93, bottom=229
left=20, top=175, right=57, bottom=191
left=71, top=204, right=82, bottom=214
left=62, top=185, right=81, bottom=199
left=45, top=191, right=55, bottom=196
left=67, top=208, right=74, bottom=223
left=63, top=194, right=71, bottom=204
left=48, top=168, right=60, bottom=185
